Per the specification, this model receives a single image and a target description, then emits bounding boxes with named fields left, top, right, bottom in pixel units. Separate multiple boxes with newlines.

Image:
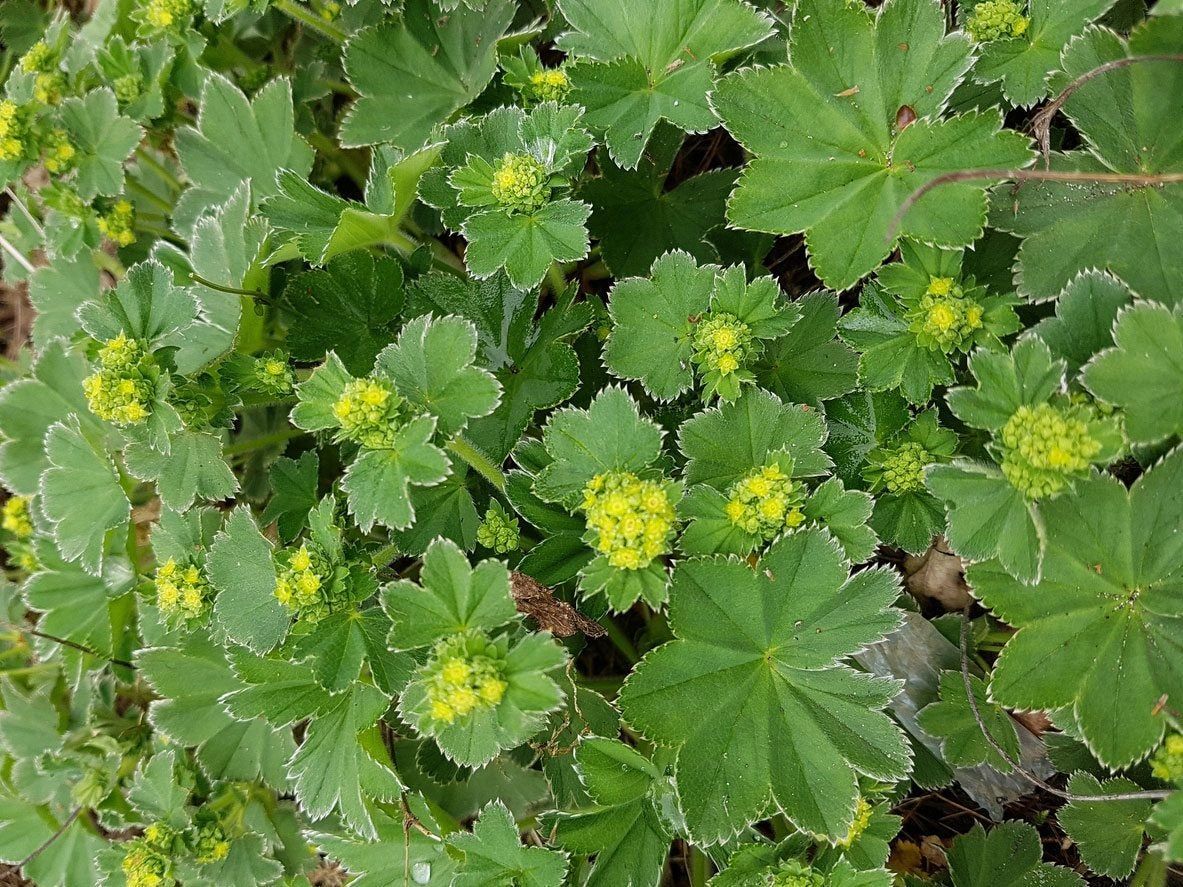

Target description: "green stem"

left=188, top=271, right=270, bottom=303
left=92, top=249, right=125, bottom=279
left=134, top=221, right=183, bottom=245
left=308, top=131, right=366, bottom=187
left=273, top=0, right=347, bottom=43
left=134, top=147, right=183, bottom=192
left=446, top=435, right=506, bottom=492
left=545, top=261, right=567, bottom=296
left=125, top=178, right=173, bottom=214
left=687, top=844, right=710, bottom=887
left=598, top=616, right=640, bottom=664
left=223, top=427, right=305, bottom=457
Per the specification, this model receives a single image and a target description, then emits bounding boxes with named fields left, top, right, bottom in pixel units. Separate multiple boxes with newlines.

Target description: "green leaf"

left=126, top=750, right=190, bottom=828
left=383, top=538, right=518, bottom=650
left=926, top=461, right=1043, bottom=582
left=448, top=801, right=568, bottom=887
left=198, top=833, right=284, bottom=885
left=311, top=805, right=457, bottom=887
left=462, top=198, right=592, bottom=290
left=603, top=250, right=718, bottom=400
left=340, top=0, right=514, bottom=149
left=1084, top=302, right=1183, bottom=444
left=679, top=388, right=834, bottom=489
left=971, top=0, right=1117, bottom=105
left=23, top=543, right=131, bottom=659
left=173, top=73, right=313, bottom=236
left=916, top=670, right=1020, bottom=771
left=946, top=822, right=1083, bottom=887
left=1149, top=792, right=1183, bottom=863
left=1032, top=271, right=1131, bottom=375
left=535, top=386, right=665, bottom=505
left=756, top=292, right=859, bottom=407
left=583, top=126, right=739, bottom=277
left=340, top=417, right=451, bottom=532
left=714, top=0, right=1033, bottom=289
left=619, top=529, right=909, bottom=841
left=407, top=273, right=592, bottom=462
left=993, top=19, right=1183, bottom=302
left=59, top=88, right=143, bottom=200
left=262, top=170, right=404, bottom=266
left=124, top=429, right=237, bottom=511
left=287, top=681, right=402, bottom=839
left=550, top=738, right=670, bottom=887
left=137, top=635, right=293, bottom=786
left=78, top=258, right=198, bottom=346
left=966, top=450, right=1183, bottom=768
left=398, top=631, right=567, bottom=767
left=0, top=340, right=102, bottom=495
left=802, top=477, right=878, bottom=564
left=375, top=313, right=501, bottom=438
left=27, top=255, right=100, bottom=348
left=261, top=450, right=319, bottom=542
left=0, top=792, right=104, bottom=887
left=1058, top=773, right=1153, bottom=879
left=556, top=0, right=773, bottom=169
left=39, top=417, right=130, bottom=576
left=945, top=337, right=1063, bottom=431
left=280, top=251, right=404, bottom=375
left=208, top=507, right=288, bottom=654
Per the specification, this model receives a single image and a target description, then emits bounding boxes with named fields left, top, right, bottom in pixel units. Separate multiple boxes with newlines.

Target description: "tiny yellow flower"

left=581, top=471, right=676, bottom=571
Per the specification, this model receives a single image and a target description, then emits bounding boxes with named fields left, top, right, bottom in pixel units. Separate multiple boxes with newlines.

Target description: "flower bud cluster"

left=528, top=69, right=571, bottom=103
left=966, top=0, right=1030, bottom=41
left=190, top=820, right=231, bottom=864
left=490, top=153, right=549, bottom=213
left=42, top=128, right=76, bottom=174
left=907, top=277, right=984, bottom=353
left=98, top=198, right=137, bottom=247
left=253, top=350, right=294, bottom=395
left=83, top=333, right=157, bottom=425
left=20, top=41, right=66, bottom=106
left=582, top=471, right=676, bottom=570
left=766, top=860, right=826, bottom=887
left=1151, top=734, right=1183, bottom=784
left=692, top=312, right=752, bottom=378
left=999, top=403, right=1100, bottom=499
left=154, top=558, right=211, bottom=621
left=0, top=100, right=34, bottom=164
left=140, top=0, right=195, bottom=32
left=724, top=462, right=805, bottom=540
left=476, top=504, right=520, bottom=554
left=273, top=543, right=334, bottom=622
left=332, top=376, right=405, bottom=449
left=423, top=631, right=509, bottom=725
left=122, top=825, right=175, bottom=887
left=872, top=442, right=931, bottom=494
left=2, top=496, right=33, bottom=539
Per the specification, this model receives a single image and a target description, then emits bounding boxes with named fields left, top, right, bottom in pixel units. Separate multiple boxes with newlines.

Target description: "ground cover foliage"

left=0, top=0, right=1181, bottom=883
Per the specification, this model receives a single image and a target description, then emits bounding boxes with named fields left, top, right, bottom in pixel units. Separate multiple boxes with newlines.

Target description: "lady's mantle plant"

left=0, top=0, right=1181, bottom=884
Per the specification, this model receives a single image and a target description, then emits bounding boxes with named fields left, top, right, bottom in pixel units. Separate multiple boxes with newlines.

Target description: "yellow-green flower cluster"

left=154, top=558, right=210, bottom=620
left=273, top=543, right=333, bottom=621
left=692, top=312, right=752, bottom=377
left=582, top=471, right=676, bottom=570
left=999, top=403, right=1100, bottom=499
left=20, top=42, right=65, bottom=106
left=875, top=442, right=931, bottom=494
left=476, top=505, right=520, bottom=554
left=424, top=632, right=509, bottom=725
left=140, top=0, right=194, bottom=31
left=191, top=821, right=231, bottom=864
left=1151, top=734, right=1183, bottom=784
left=490, top=153, right=549, bottom=213
left=527, top=69, right=571, bottom=103
left=317, top=0, right=342, bottom=21
left=114, top=73, right=146, bottom=106
left=908, top=277, right=983, bottom=353
left=122, top=828, right=174, bottom=887
left=0, top=100, right=34, bottom=164
left=83, top=334, right=156, bottom=426
left=836, top=797, right=873, bottom=848
left=332, top=376, right=405, bottom=449
left=253, top=350, right=294, bottom=395
left=767, top=860, right=826, bottom=887
left=2, top=496, right=33, bottom=539
left=42, top=128, right=76, bottom=175
left=725, top=463, right=805, bottom=541
left=966, top=0, right=1030, bottom=41
left=98, top=198, right=137, bottom=247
